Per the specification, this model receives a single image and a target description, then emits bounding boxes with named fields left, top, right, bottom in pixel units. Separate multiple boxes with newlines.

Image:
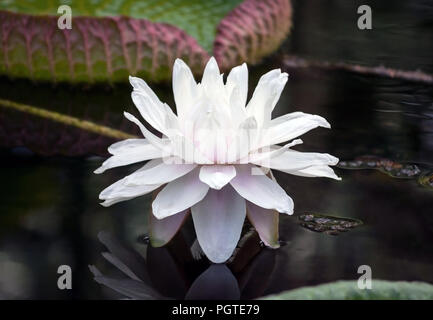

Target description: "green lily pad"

left=338, top=156, right=421, bottom=178
left=0, top=0, right=243, bottom=52
left=298, top=213, right=362, bottom=235
left=0, top=0, right=293, bottom=83
left=261, top=280, right=433, bottom=300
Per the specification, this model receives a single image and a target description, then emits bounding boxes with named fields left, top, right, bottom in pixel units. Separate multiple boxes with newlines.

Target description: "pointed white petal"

left=230, top=165, right=293, bottom=214
left=246, top=69, right=288, bottom=126
left=226, top=63, right=248, bottom=107
left=260, top=112, right=330, bottom=147
left=252, top=149, right=339, bottom=172
left=201, top=57, right=222, bottom=90
left=201, top=57, right=226, bottom=109
left=129, top=76, right=162, bottom=106
left=131, top=92, right=176, bottom=136
left=125, top=161, right=196, bottom=186
left=283, top=165, right=342, bottom=180
left=199, top=165, right=236, bottom=190
left=191, top=185, right=246, bottom=263
left=123, top=112, right=168, bottom=151
left=246, top=201, right=280, bottom=248
left=99, top=160, right=163, bottom=205
left=107, top=138, right=150, bottom=155
left=229, top=85, right=248, bottom=126
left=248, top=139, right=303, bottom=163
left=149, top=208, right=189, bottom=247
left=100, top=182, right=161, bottom=207
left=235, top=116, right=259, bottom=161
left=94, top=141, right=162, bottom=174
left=172, top=58, right=197, bottom=122
left=129, top=76, right=179, bottom=136
left=152, top=168, right=209, bottom=219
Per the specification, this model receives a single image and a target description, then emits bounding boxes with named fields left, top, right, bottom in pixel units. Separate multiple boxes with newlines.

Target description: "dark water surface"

left=0, top=0, right=432, bottom=299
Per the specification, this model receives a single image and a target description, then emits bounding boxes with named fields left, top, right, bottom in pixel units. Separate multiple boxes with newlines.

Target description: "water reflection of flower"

left=89, top=231, right=276, bottom=300
left=95, top=57, right=340, bottom=263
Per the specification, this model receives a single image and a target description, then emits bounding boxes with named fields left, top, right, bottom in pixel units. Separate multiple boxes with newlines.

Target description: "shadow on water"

left=0, top=0, right=432, bottom=299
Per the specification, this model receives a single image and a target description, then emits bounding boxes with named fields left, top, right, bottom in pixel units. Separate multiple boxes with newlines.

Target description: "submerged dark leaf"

left=298, top=213, right=362, bottom=235
left=338, top=156, right=421, bottom=178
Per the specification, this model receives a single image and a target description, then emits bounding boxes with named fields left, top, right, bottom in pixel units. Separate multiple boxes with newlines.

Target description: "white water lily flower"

left=95, top=57, right=340, bottom=263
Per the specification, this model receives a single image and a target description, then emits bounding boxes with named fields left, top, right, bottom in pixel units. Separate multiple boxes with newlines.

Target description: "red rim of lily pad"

left=0, top=0, right=292, bottom=83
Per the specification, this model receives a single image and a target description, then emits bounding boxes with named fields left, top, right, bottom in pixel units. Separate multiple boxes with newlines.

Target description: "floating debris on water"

left=298, top=213, right=363, bottom=236
left=418, top=172, right=433, bottom=190
left=338, top=156, right=421, bottom=178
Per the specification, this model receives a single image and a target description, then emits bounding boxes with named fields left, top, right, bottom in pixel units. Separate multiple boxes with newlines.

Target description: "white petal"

left=131, top=91, right=177, bottom=136
left=229, top=85, right=248, bottom=126
left=107, top=138, right=150, bottom=155
left=129, top=76, right=178, bottom=136
left=235, top=116, right=259, bottom=161
left=99, top=160, right=162, bottom=206
left=201, top=57, right=227, bottom=110
left=152, top=168, right=209, bottom=219
left=199, top=165, right=236, bottom=190
left=284, top=165, right=341, bottom=180
left=201, top=57, right=223, bottom=91
left=252, top=149, right=339, bottom=172
left=246, top=201, right=280, bottom=248
left=226, top=63, right=248, bottom=107
left=246, top=69, right=288, bottom=126
left=248, top=139, right=303, bottom=163
left=123, top=112, right=168, bottom=151
left=125, top=161, right=196, bottom=186
left=149, top=209, right=189, bottom=247
left=190, top=99, right=232, bottom=163
left=172, top=58, right=197, bottom=122
left=260, top=112, right=330, bottom=147
left=191, top=185, right=246, bottom=263
left=129, top=76, right=162, bottom=107
left=230, top=164, right=293, bottom=214
left=94, top=140, right=162, bottom=174
left=100, top=182, right=161, bottom=207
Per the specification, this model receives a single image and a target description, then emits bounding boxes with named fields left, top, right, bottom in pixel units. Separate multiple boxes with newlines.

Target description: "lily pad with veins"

left=0, top=0, right=292, bottom=83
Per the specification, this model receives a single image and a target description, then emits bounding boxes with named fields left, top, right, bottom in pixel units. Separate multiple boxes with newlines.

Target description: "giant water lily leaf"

left=261, top=280, right=433, bottom=300
left=298, top=213, right=362, bottom=235
left=0, top=0, right=242, bottom=52
left=0, top=0, right=292, bottom=83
